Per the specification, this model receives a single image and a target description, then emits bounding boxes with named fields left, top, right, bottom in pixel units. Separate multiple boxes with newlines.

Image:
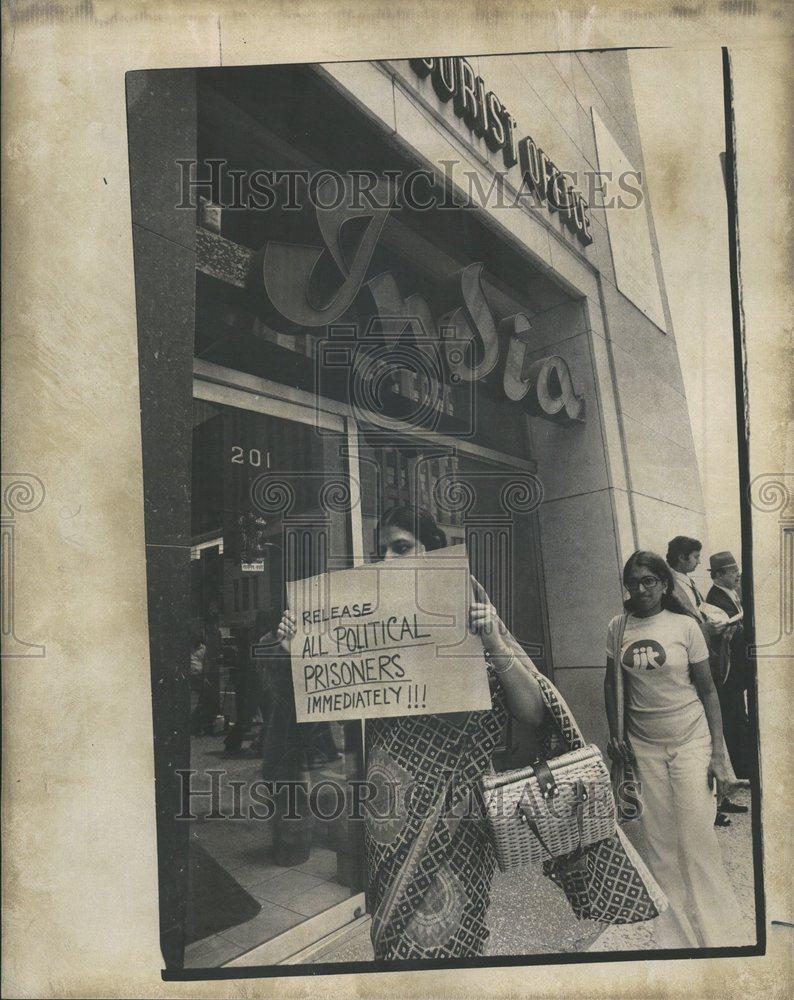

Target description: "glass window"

left=357, top=431, right=548, bottom=662
left=357, top=429, right=549, bottom=770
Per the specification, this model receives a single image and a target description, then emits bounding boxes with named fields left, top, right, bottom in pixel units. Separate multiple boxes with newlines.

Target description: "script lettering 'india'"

left=260, top=175, right=584, bottom=423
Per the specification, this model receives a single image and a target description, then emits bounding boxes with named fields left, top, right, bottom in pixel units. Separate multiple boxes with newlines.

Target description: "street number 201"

left=231, top=446, right=271, bottom=468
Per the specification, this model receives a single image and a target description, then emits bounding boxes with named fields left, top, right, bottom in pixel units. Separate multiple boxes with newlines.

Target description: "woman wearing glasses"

left=604, top=550, right=741, bottom=947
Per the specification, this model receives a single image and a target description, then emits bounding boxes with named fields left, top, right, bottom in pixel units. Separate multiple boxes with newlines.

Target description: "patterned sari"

left=365, top=663, right=507, bottom=960
left=364, top=650, right=667, bottom=961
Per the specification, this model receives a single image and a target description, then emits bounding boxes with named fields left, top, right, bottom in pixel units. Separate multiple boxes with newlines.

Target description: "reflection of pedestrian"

left=225, top=614, right=274, bottom=754
left=190, top=605, right=221, bottom=735
left=255, top=638, right=313, bottom=866
left=707, top=551, right=752, bottom=805
left=605, top=550, right=742, bottom=947
left=302, top=722, right=339, bottom=766
left=223, top=628, right=252, bottom=753
left=189, top=636, right=206, bottom=704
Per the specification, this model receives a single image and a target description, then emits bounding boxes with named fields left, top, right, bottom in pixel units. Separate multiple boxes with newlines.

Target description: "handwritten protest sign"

left=287, top=545, right=492, bottom=722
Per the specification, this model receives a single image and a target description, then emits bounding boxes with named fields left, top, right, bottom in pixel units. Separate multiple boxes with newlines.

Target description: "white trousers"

left=630, top=724, right=743, bottom=947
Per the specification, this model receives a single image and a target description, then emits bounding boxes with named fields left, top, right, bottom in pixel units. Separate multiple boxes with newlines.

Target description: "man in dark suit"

left=707, top=551, right=752, bottom=816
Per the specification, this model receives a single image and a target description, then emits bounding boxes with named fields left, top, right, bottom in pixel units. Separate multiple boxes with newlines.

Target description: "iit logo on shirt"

left=622, top=640, right=667, bottom=671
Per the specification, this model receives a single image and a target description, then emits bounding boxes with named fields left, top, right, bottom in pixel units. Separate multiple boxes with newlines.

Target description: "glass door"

left=357, top=429, right=551, bottom=768
left=185, top=384, right=366, bottom=968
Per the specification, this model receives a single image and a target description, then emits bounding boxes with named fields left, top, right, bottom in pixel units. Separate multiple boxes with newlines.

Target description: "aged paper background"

left=2, top=0, right=791, bottom=996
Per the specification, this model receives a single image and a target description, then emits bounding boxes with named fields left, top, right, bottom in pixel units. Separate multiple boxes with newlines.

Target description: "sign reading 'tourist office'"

left=287, top=545, right=492, bottom=723
left=408, top=56, right=594, bottom=247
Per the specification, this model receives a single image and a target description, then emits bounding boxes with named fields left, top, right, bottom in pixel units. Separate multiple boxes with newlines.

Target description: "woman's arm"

left=492, top=641, right=546, bottom=727
left=690, top=658, right=735, bottom=802
left=604, top=655, right=619, bottom=739
left=469, top=579, right=545, bottom=728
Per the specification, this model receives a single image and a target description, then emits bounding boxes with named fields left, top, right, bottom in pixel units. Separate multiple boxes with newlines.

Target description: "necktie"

left=689, top=578, right=702, bottom=607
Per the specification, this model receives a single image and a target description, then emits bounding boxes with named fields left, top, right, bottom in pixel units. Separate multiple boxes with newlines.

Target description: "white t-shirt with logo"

left=606, top=609, right=710, bottom=745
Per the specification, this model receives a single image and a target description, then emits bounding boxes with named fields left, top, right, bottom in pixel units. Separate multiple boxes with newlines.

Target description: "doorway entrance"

left=185, top=363, right=550, bottom=966
left=185, top=386, right=364, bottom=968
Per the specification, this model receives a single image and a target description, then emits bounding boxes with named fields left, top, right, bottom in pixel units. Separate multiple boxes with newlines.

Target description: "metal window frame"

left=194, top=358, right=538, bottom=474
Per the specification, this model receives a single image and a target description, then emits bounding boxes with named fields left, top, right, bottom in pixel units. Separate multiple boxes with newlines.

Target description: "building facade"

left=128, top=51, right=706, bottom=970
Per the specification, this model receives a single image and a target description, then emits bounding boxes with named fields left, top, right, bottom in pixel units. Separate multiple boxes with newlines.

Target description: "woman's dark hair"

left=375, top=505, right=447, bottom=555
left=665, top=535, right=702, bottom=569
left=622, top=550, right=697, bottom=618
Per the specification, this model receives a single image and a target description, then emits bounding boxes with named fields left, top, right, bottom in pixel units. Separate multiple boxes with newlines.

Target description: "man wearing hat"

left=707, top=551, right=752, bottom=818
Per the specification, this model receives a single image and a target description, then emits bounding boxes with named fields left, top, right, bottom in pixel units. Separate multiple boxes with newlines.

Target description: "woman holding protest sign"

left=277, top=503, right=548, bottom=959
left=366, top=504, right=549, bottom=959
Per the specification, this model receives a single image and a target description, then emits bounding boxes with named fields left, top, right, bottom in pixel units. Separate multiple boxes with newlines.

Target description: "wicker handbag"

left=480, top=743, right=615, bottom=872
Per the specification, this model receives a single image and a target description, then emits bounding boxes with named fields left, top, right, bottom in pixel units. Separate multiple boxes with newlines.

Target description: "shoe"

left=714, top=813, right=731, bottom=827
left=719, top=799, right=749, bottom=814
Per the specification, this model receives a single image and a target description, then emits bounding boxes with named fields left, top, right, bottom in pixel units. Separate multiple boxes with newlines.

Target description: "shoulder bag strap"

left=612, top=613, right=629, bottom=743
left=521, top=777, right=588, bottom=861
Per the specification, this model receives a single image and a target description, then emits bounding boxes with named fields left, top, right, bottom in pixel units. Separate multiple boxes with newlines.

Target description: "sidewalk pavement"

left=311, top=785, right=756, bottom=963
left=588, top=783, right=756, bottom=952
